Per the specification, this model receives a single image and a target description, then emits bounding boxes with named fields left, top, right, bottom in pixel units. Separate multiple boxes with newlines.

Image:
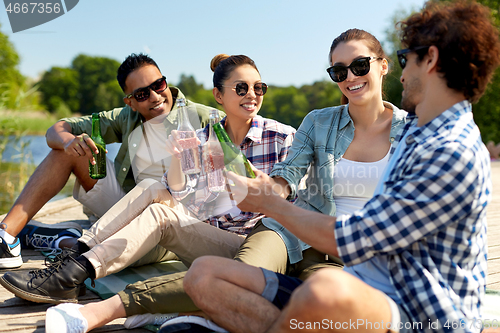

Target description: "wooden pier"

left=1, top=162, right=500, bottom=332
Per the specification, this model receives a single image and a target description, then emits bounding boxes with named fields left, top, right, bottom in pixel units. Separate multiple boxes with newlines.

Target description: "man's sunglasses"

left=326, top=57, right=382, bottom=83
left=396, top=46, right=430, bottom=69
left=222, top=82, right=268, bottom=96
left=125, top=76, right=168, bottom=102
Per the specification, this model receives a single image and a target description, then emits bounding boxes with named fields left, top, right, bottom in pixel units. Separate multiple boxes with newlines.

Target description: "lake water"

left=1, top=135, right=120, bottom=165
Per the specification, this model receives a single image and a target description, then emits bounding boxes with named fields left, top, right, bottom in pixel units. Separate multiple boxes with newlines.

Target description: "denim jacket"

left=263, top=102, right=408, bottom=264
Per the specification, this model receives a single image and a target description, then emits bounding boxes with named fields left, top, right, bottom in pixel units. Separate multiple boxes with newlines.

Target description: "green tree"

left=191, top=89, right=220, bottom=109
left=177, top=74, right=204, bottom=99
left=0, top=22, right=40, bottom=111
left=71, top=54, right=122, bottom=115
left=300, top=80, right=343, bottom=112
left=175, top=74, right=219, bottom=110
left=455, top=0, right=500, bottom=143
left=261, top=86, right=309, bottom=128
left=38, top=67, right=80, bottom=112
left=0, top=22, right=23, bottom=87
left=381, top=7, right=417, bottom=108
left=94, top=80, right=125, bottom=111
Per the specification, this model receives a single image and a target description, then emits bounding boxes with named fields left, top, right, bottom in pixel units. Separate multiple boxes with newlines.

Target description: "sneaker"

left=18, top=221, right=83, bottom=250
left=124, top=313, right=178, bottom=329
left=0, top=236, right=23, bottom=269
left=159, top=316, right=228, bottom=333
left=0, top=248, right=90, bottom=304
left=46, top=303, right=88, bottom=333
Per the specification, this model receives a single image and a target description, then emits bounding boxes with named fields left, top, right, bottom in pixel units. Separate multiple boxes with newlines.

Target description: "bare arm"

left=46, top=120, right=98, bottom=164
left=228, top=170, right=338, bottom=257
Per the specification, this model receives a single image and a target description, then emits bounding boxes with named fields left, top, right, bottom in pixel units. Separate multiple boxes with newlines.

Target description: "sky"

left=0, top=0, right=427, bottom=88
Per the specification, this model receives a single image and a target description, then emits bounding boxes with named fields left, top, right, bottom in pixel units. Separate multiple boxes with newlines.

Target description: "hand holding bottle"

left=226, top=169, right=276, bottom=213
left=63, top=133, right=99, bottom=165
left=166, top=130, right=201, bottom=160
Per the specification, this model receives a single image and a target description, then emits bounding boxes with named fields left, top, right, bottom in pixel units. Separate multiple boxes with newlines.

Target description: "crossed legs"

left=185, top=256, right=394, bottom=333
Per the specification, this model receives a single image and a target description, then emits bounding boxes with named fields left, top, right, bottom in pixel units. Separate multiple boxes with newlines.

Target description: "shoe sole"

left=0, top=275, right=79, bottom=304
left=0, top=256, right=23, bottom=269
left=26, top=220, right=83, bottom=233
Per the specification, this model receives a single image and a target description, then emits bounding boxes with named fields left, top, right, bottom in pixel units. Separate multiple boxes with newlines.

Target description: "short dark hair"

left=399, top=1, right=500, bottom=103
left=117, top=53, right=160, bottom=92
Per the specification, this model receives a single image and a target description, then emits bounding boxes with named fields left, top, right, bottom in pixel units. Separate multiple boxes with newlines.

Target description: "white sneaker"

left=45, top=303, right=88, bottom=333
left=160, top=315, right=228, bottom=332
left=124, top=312, right=178, bottom=328
left=0, top=237, right=23, bottom=269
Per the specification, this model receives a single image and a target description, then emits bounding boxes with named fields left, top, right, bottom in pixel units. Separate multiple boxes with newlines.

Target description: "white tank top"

left=333, top=151, right=390, bottom=217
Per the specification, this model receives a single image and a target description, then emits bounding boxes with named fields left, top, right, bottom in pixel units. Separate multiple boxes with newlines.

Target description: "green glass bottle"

left=89, top=113, right=106, bottom=179
left=212, top=122, right=255, bottom=178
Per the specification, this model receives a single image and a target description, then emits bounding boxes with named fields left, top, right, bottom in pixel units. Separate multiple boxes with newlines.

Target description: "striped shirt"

left=164, top=115, right=295, bottom=235
left=337, top=101, right=490, bottom=333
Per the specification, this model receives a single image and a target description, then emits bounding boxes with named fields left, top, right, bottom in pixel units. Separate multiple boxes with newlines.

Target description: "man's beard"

left=400, top=77, right=422, bottom=115
left=401, top=95, right=416, bottom=115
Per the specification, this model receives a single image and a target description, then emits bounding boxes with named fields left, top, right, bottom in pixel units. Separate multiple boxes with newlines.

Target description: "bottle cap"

left=176, top=98, right=186, bottom=107
left=209, top=109, right=220, bottom=121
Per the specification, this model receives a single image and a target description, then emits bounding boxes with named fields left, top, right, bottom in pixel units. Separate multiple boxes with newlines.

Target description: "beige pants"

left=73, top=158, right=127, bottom=218
left=78, top=179, right=246, bottom=279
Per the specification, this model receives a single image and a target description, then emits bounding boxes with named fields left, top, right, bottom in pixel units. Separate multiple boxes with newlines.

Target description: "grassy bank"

left=0, top=161, right=36, bottom=214
left=0, top=110, right=75, bottom=214
left=0, top=110, right=58, bottom=135
left=0, top=161, right=75, bottom=215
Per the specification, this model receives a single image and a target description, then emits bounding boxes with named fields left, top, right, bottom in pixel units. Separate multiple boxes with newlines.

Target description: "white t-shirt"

left=333, top=151, right=390, bottom=216
left=131, top=117, right=172, bottom=183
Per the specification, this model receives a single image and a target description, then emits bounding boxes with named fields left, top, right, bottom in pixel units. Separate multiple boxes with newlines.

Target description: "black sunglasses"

left=396, top=46, right=430, bottom=69
left=326, top=57, right=382, bottom=83
left=125, top=76, right=168, bottom=102
left=222, top=82, right=268, bottom=96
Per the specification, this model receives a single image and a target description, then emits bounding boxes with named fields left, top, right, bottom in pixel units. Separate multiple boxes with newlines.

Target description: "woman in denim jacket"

left=233, top=28, right=408, bottom=281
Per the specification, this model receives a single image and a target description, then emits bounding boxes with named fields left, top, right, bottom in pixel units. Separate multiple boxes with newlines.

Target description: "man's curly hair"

left=399, top=1, right=500, bottom=103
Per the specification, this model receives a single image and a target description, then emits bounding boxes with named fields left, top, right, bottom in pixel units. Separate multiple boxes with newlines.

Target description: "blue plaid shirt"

left=164, top=115, right=296, bottom=235
left=336, top=101, right=490, bottom=333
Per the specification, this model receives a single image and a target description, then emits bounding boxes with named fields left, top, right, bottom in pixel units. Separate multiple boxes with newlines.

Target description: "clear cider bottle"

left=203, top=110, right=226, bottom=192
left=176, top=98, right=201, bottom=174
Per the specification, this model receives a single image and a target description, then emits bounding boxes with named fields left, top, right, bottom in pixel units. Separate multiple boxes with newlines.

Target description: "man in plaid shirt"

left=182, top=2, right=500, bottom=333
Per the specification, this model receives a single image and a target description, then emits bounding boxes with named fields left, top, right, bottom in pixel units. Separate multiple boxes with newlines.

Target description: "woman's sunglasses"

left=222, top=82, right=268, bottom=96
left=125, top=76, right=168, bottom=102
left=326, top=57, right=382, bottom=83
left=396, top=46, right=430, bottom=69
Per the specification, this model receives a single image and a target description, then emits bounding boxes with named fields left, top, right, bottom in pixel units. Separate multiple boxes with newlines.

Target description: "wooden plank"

left=487, top=272, right=500, bottom=286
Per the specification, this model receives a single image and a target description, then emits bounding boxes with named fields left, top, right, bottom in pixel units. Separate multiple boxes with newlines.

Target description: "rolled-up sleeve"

left=61, top=108, right=125, bottom=144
